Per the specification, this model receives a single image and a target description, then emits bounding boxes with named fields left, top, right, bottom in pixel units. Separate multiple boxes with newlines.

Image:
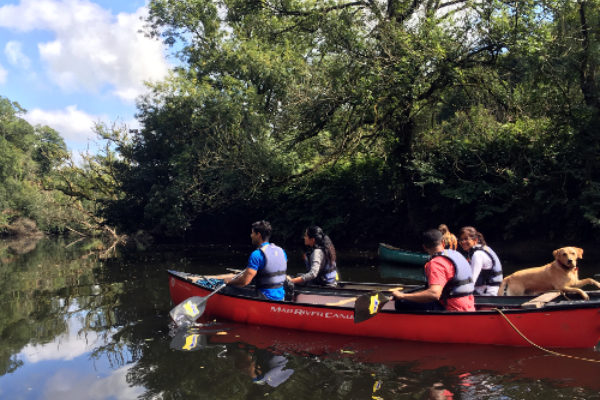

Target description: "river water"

left=1, top=237, right=600, bottom=399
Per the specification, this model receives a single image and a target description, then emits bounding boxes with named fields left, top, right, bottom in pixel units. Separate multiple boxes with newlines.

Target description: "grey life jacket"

left=469, top=245, right=503, bottom=287
left=430, top=249, right=474, bottom=299
left=304, top=248, right=337, bottom=285
left=255, top=243, right=287, bottom=289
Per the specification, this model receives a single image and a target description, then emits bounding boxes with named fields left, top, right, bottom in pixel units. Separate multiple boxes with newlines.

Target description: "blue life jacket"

left=430, top=249, right=474, bottom=299
left=255, top=244, right=287, bottom=289
left=469, top=245, right=503, bottom=287
left=305, top=248, right=337, bottom=285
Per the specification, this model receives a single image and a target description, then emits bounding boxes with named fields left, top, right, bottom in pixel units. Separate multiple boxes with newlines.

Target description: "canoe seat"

left=520, top=291, right=561, bottom=309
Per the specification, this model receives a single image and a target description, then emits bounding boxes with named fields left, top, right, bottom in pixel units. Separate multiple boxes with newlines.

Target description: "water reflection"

left=170, top=324, right=295, bottom=387
left=378, top=261, right=426, bottom=283
left=7, top=310, right=142, bottom=400
left=232, top=347, right=294, bottom=387
left=162, top=320, right=600, bottom=399
left=186, top=321, right=600, bottom=398
left=0, top=237, right=154, bottom=399
left=169, top=325, right=218, bottom=352
left=2, top=238, right=600, bottom=399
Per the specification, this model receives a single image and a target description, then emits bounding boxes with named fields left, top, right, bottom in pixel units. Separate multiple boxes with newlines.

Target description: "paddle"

left=325, top=286, right=403, bottom=307
left=353, top=291, right=395, bottom=323
left=170, top=272, right=243, bottom=326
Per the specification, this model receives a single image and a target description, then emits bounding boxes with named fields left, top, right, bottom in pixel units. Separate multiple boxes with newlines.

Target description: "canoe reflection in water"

left=171, top=321, right=600, bottom=393
left=169, top=325, right=294, bottom=388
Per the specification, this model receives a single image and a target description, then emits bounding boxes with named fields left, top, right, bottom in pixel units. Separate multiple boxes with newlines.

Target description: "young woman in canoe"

left=458, top=226, right=503, bottom=296
left=287, top=226, right=338, bottom=287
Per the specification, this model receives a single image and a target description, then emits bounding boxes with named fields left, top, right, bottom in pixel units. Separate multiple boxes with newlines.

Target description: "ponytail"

left=306, top=226, right=336, bottom=264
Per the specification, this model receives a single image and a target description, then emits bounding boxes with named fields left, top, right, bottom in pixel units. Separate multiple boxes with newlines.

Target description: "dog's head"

left=552, top=247, right=583, bottom=269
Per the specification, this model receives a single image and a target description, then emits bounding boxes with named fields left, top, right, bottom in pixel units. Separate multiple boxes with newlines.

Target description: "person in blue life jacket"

left=287, top=226, right=338, bottom=287
left=220, top=220, right=288, bottom=300
left=458, top=226, right=503, bottom=296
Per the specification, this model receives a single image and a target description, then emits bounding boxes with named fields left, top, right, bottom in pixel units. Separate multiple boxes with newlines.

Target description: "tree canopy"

left=97, top=0, right=595, bottom=243
left=2, top=1, right=600, bottom=246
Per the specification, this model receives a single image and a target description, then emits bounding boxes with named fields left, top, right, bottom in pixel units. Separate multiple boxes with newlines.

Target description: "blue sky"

left=0, top=0, right=172, bottom=154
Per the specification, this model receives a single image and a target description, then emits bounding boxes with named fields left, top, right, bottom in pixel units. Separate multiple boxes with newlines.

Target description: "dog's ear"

left=552, top=249, right=560, bottom=259
left=575, top=247, right=583, bottom=259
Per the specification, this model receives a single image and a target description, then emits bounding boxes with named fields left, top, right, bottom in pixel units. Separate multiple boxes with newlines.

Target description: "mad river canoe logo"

left=270, top=305, right=353, bottom=319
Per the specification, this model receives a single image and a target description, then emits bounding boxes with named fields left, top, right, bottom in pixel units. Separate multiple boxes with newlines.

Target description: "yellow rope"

left=492, top=307, right=600, bottom=363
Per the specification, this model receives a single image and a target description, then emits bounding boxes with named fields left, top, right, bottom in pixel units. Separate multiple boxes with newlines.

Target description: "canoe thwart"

left=520, top=291, right=562, bottom=308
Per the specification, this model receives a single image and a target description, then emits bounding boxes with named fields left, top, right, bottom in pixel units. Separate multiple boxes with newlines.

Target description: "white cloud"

left=17, top=308, right=145, bottom=400
left=0, top=0, right=169, bottom=102
left=24, top=105, right=101, bottom=146
left=5, top=40, right=31, bottom=68
left=21, top=330, right=98, bottom=363
left=43, top=366, right=145, bottom=400
left=20, top=308, right=105, bottom=362
left=0, top=63, right=6, bottom=83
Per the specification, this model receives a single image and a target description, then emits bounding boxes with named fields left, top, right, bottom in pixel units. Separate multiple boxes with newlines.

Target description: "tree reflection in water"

left=1, top=238, right=600, bottom=399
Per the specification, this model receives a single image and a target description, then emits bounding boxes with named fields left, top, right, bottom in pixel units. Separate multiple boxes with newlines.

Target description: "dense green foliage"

left=0, top=97, right=120, bottom=237
left=2, top=1, right=599, bottom=246
left=0, top=97, right=73, bottom=234
left=103, top=0, right=597, bottom=244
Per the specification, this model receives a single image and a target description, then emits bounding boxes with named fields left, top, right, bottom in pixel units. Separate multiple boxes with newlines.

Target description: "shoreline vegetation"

left=2, top=1, right=600, bottom=250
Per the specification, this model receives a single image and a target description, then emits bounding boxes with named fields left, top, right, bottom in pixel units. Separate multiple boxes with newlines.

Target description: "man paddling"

left=390, top=229, right=475, bottom=311
left=194, top=220, right=288, bottom=300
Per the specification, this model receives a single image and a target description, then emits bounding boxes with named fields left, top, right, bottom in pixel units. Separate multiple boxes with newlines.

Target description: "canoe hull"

left=168, top=271, right=600, bottom=348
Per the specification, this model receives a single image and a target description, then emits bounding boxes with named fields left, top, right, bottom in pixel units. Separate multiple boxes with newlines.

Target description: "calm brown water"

left=1, top=237, right=599, bottom=399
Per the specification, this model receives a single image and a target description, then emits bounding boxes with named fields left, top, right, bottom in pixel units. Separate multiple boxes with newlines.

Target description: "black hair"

left=252, top=220, right=272, bottom=241
left=422, top=229, right=443, bottom=249
left=306, top=225, right=336, bottom=263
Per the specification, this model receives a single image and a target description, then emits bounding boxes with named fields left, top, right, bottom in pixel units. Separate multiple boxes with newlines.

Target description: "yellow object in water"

left=182, top=334, right=200, bottom=351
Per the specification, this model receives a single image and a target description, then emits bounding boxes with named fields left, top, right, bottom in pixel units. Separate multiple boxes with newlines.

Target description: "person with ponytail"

left=288, top=226, right=338, bottom=287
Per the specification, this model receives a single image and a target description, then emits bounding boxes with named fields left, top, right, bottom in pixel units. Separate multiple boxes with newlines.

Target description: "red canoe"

left=168, top=270, right=600, bottom=348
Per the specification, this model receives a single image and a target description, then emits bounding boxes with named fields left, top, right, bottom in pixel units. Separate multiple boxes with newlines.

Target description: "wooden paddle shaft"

left=325, top=286, right=403, bottom=306
left=189, top=273, right=236, bottom=282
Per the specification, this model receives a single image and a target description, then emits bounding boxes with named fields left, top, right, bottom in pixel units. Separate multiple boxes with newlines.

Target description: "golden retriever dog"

left=438, top=224, right=458, bottom=250
left=498, top=247, right=600, bottom=300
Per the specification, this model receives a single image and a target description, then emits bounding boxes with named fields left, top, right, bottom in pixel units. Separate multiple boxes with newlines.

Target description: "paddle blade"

left=354, top=292, right=391, bottom=323
left=169, top=328, right=208, bottom=351
left=169, top=296, right=208, bottom=326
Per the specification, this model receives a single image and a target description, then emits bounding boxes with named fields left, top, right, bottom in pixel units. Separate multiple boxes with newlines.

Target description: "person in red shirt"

left=390, top=229, right=475, bottom=311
